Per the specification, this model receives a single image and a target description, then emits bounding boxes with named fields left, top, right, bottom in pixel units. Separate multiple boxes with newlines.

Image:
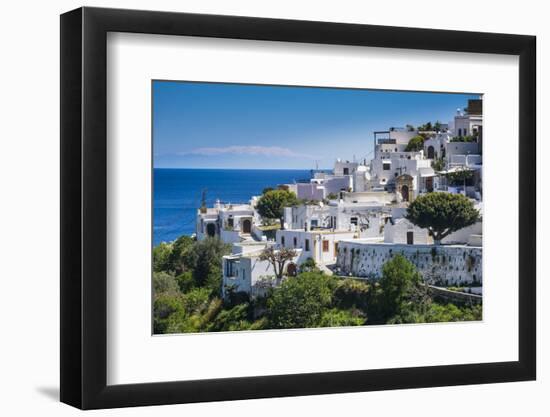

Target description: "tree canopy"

left=259, top=246, right=298, bottom=280
left=267, top=272, right=335, bottom=329
left=405, top=135, right=425, bottom=152
left=406, top=192, right=480, bottom=244
left=256, top=189, right=299, bottom=221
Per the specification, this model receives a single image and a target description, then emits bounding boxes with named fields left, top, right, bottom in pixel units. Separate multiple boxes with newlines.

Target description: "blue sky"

left=153, top=81, right=479, bottom=169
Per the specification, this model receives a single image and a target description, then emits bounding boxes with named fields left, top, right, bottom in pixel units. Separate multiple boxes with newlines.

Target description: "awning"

left=419, top=167, right=436, bottom=177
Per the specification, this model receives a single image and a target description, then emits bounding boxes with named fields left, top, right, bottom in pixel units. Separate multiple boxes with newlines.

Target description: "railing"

left=376, top=139, right=397, bottom=145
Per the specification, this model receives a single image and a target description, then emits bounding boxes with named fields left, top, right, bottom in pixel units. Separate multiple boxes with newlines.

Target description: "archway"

left=206, top=223, right=216, bottom=237
left=242, top=218, right=252, bottom=234
left=427, top=145, right=435, bottom=159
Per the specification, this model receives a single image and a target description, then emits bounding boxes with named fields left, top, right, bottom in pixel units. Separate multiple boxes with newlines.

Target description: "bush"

left=298, top=257, right=318, bottom=273
left=367, top=255, right=429, bottom=323
left=153, top=271, right=179, bottom=295
left=208, top=303, right=252, bottom=332
left=333, top=279, right=370, bottom=310
left=267, top=272, right=334, bottom=329
left=319, top=309, right=365, bottom=327
left=153, top=293, right=183, bottom=333
left=405, top=135, right=425, bottom=152
left=175, top=270, right=195, bottom=293
left=153, top=242, right=173, bottom=272
left=186, top=237, right=231, bottom=293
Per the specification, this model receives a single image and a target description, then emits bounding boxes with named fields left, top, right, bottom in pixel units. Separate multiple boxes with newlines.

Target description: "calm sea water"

left=153, top=168, right=311, bottom=246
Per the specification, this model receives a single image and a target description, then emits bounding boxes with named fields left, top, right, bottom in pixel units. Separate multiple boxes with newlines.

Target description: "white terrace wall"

left=336, top=241, right=482, bottom=286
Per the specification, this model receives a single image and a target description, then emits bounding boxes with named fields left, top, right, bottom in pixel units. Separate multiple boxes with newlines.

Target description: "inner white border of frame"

left=106, top=32, right=519, bottom=385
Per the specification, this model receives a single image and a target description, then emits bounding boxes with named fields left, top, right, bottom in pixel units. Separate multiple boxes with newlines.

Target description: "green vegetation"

left=153, top=238, right=481, bottom=334
left=450, top=135, right=476, bottom=142
left=432, top=157, right=446, bottom=172
left=256, top=189, right=299, bottom=225
left=406, top=192, right=480, bottom=244
left=446, top=168, right=474, bottom=187
left=405, top=135, right=425, bottom=152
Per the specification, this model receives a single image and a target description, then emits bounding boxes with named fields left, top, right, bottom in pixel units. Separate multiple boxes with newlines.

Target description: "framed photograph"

left=60, top=6, right=536, bottom=409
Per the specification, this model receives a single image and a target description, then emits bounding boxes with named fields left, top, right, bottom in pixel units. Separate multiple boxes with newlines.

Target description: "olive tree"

left=406, top=192, right=480, bottom=245
left=259, top=246, right=297, bottom=281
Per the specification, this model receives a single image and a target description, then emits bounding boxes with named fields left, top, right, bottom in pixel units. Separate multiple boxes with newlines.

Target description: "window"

left=227, top=217, right=233, bottom=228
left=343, top=167, right=349, bottom=175
left=293, top=237, right=297, bottom=247
left=311, top=219, right=318, bottom=227
left=305, top=239, right=310, bottom=251
left=383, top=162, right=391, bottom=170
left=322, top=240, right=329, bottom=252
left=281, top=236, right=285, bottom=247
left=350, top=217, right=358, bottom=226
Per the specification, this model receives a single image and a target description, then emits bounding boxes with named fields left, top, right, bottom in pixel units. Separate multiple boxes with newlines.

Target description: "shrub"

left=333, top=279, right=370, bottom=310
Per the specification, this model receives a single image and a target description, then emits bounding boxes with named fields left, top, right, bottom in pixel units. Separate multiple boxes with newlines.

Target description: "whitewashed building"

left=221, top=241, right=301, bottom=299
left=276, top=228, right=358, bottom=266
left=196, top=200, right=258, bottom=243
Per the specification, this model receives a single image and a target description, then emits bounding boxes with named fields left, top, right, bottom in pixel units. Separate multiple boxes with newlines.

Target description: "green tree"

left=372, top=255, right=429, bottom=321
left=185, top=238, right=231, bottom=293
left=153, top=292, right=184, bottom=333
left=259, top=246, right=298, bottom=280
left=152, top=242, right=173, bottom=272
left=405, top=135, right=425, bottom=152
left=256, top=189, right=299, bottom=226
left=406, top=192, right=480, bottom=244
left=153, top=271, right=179, bottom=295
left=418, top=122, right=433, bottom=131
left=167, top=235, right=195, bottom=275
left=175, top=270, right=195, bottom=293
left=267, top=272, right=334, bottom=329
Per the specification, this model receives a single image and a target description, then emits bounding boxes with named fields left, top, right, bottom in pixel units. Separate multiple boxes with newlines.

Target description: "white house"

left=196, top=200, right=257, bottom=243
left=373, top=128, right=418, bottom=159
left=383, top=217, right=431, bottom=245
left=276, top=228, right=358, bottom=266
left=221, top=241, right=301, bottom=299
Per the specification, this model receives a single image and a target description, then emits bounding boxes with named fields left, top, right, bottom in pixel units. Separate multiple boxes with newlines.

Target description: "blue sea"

left=153, top=168, right=311, bottom=246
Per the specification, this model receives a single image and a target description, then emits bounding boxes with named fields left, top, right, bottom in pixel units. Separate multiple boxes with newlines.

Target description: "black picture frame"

left=60, top=6, right=536, bottom=410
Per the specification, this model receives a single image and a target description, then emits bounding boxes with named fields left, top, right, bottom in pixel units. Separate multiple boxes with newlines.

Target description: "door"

left=401, top=185, right=410, bottom=202
left=242, top=218, right=252, bottom=234
left=427, top=145, right=435, bottom=159
left=407, top=231, right=414, bottom=245
left=425, top=177, right=434, bottom=192
left=286, top=263, right=297, bottom=277
left=206, top=223, right=216, bottom=237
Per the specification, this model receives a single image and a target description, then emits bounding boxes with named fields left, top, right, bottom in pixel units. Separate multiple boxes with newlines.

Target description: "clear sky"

left=153, top=81, right=479, bottom=169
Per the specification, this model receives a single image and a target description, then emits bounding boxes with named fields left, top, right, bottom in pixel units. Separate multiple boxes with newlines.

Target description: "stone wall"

left=336, top=241, right=482, bottom=286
